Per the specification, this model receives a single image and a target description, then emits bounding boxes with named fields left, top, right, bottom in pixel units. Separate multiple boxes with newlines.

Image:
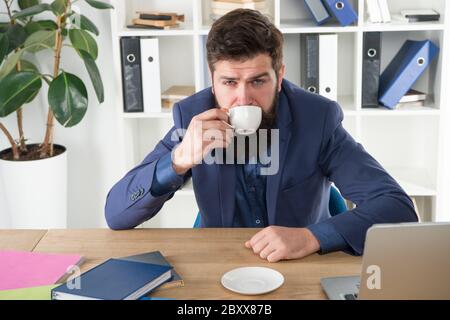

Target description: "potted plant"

left=0, top=0, right=113, bottom=228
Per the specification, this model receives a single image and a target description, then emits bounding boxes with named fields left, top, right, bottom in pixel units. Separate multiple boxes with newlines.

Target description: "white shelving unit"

left=109, top=0, right=450, bottom=226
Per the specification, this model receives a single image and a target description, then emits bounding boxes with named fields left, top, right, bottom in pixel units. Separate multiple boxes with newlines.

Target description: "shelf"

left=386, top=167, right=437, bottom=196
left=118, top=22, right=195, bottom=37
left=363, top=20, right=445, bottom=32
left=122, top=111, right=172, bottom=119
left=359, top=106, right=441, bottom=116
left=279, top=19, right=358, bottom=34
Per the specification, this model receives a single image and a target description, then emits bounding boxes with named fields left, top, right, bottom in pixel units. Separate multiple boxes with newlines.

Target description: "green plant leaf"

left=24, top=30, right=56, bottom=52
left=19, top=59, right=39, bottom=73
left=12, top=3, right=52, bottom=19
left=18, top=0, right=40, bottom=10
left=0, top=71, right=42, bottom=117
left=72, top=14, right=99, bottom=36
left=51, top=0, right=68, bottom=16
left=77, top=49, right=103, bottom=103
left=84, top=0, right=114, bottom=10
left=0, top=34, right=8, bottom=65
left=48, top=71, right=88, bottom=127
left=0, top=50, right=23, bottom=79
left=69, top=29, right=98, bottom=60
left=17, top=59, right=41, bottom=104
left=25, top=20, right=58, bottom=35
left=0, top=23, right=9, bottom=33
left=6, top=24, right=27, bottom=52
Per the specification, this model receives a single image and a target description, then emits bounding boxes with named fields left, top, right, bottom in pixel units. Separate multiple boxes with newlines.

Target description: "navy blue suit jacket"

left=105, top=79, right=418, bottom=255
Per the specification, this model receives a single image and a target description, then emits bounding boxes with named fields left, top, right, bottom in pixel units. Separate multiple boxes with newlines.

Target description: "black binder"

left=300, top=34, right=319, bottom=95
left=362, top=32, right=381, bottom=108
left=120, top=37, right=144, bottom=112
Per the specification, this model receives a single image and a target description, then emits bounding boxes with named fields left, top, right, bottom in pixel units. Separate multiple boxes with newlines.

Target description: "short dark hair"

left=206, top=9, right=284, bottom=74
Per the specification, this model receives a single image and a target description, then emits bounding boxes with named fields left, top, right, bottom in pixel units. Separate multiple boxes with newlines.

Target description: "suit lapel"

left=266, top=86, right=292, bottom=225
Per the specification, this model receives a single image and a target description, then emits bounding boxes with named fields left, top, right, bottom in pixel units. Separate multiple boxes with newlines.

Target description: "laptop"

left=321, top=222, right=450, bottom=300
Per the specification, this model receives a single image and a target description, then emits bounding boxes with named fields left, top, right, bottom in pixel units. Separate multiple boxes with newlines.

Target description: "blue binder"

left=304, top=0, right=331, bottom=25
left=323, top=0, right=358, bottom=26
left=379, top=40, right=439, bottom=109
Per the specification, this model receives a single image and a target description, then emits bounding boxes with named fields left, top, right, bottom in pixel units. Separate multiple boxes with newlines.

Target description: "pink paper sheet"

left=0, top=250, right=82, bottom=290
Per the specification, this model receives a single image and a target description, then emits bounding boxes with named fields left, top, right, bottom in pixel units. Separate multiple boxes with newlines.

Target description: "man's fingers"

left=203, top=129, right=233, bottom=146
left=267, top=250, right=284, bottom=263
left=203, top=139, right=231, bottom=155
left=251, top=237, right=270, bottom=255
left=196, top=108, right=229, bottom=122
left=202, top=120, right=234, bottom=131
left=259, top=244, right=277, bottom=260
left=247, top=229, right=267, bottom=249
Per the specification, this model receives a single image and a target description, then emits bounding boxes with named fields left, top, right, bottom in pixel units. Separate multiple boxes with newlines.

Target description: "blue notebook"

left=51, top=259, right=172, bottom=300
left=120, top=251, right=183, bottom=289
left=379, top=40, right=439, bottom=109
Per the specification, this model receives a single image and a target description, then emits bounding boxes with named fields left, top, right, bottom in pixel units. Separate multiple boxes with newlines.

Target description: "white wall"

left=0, top=2, right=123, bottom=228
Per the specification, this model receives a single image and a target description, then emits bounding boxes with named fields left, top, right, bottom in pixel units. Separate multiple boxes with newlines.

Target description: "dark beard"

left=212, top=86, right=279, bottom=164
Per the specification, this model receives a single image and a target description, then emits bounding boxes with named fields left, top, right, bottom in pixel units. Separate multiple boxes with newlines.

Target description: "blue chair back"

left=193, top=185, right=347, bottom=228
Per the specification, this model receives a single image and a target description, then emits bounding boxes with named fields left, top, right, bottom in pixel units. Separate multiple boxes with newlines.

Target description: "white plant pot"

left=0, top=144, right=67, bottom=229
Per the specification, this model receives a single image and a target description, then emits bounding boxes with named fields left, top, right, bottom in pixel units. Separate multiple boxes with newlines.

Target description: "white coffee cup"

left=228, top=105, right=262, bottom=135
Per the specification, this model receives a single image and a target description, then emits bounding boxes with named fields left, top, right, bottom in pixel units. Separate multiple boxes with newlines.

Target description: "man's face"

left=211, top=53, right=285, bottom=117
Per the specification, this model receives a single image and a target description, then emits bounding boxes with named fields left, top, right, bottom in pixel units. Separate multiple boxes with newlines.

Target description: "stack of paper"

left=0, top=285, right=57, bottom=300
left=0, top=250, right=84, bottom=291
left=161, top=86, right=195, bottom=110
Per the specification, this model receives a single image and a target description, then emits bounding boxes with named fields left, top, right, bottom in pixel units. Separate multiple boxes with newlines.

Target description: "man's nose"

left=235, top=84, right=254, bottom=106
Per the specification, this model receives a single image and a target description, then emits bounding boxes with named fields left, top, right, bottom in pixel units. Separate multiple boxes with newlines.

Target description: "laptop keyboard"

left=344, top=282, right=360, bottom=300
left=344, top=293, right=358, bottom=300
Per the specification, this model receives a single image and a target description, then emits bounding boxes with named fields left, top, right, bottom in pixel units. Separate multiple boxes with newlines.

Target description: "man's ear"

left=209, top=67, right=214, bottom=94
left=277, top=64, right=286, bottom=92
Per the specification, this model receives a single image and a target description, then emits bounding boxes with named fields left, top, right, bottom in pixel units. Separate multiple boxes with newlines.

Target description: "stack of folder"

left=210, top=0, right=269, bottom=21
left=51, top=251, right=183, bottom=300
left=130, top=12, right=185, bottom=30
left=378, top=40, right=439, bottom=109
left=300, top=33, right=338, bottom=102
left=362, top=35, right=439, bottom=110
left=120, top=37, right=162, bottom=113
left=366, top=0, right=391, bottom=24
left=303, top=0, right=358, bottom=26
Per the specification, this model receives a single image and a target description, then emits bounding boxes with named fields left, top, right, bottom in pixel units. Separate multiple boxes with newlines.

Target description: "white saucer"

left=221, top=267, right=285, bottom=295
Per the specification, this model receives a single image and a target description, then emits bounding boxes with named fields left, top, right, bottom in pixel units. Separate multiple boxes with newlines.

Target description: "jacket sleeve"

left=104, top=103, right=190, bottom=230
left=317, top=101, right=418, bottom=255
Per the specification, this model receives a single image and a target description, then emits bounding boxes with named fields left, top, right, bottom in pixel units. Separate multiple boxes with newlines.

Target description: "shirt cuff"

left=307, top=222, right=349, bottom=254
left=150, top=151, right=184, bottom=196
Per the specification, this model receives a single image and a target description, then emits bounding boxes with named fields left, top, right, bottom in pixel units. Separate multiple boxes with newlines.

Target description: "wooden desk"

left=0, top=229, right=47, bottom=251
left=25, top=228, right=362, bottom=299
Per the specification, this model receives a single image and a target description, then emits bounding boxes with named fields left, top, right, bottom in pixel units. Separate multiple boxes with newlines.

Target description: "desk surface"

left=0, top=229, right=47, bottom=251
left=5, top=228, right=362, bottom=299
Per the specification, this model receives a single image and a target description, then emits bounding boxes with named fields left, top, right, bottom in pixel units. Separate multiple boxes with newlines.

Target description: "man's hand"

left=245, top=226, right=321, bottom=262
left=172, top=108, right=233, bottom=175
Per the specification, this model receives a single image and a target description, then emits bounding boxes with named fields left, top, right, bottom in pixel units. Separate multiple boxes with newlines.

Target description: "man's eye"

left=223, top=80, right=236, bottom=86
left=253, top=79, right=265, bottom=86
